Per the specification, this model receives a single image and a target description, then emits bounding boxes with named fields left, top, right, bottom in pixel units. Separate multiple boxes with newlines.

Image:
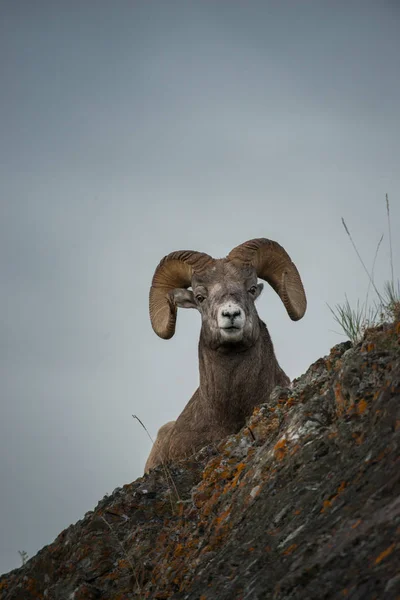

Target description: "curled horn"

left=227, top=238, right=307, bottom=321
left=149, top=250, right=213, bottom=339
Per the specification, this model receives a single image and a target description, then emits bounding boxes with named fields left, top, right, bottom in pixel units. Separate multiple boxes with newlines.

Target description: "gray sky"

left=1, top=0, right=399, bottom=575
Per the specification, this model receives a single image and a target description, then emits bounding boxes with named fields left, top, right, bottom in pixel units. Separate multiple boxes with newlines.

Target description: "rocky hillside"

left=1, top=321, right=400, bottom=600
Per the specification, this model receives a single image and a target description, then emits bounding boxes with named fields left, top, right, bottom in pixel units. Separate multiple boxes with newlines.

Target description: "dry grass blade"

left=364, top=233, right=384, bottom=322
left=341, top=218, right=384, bottom=304
left=386, top=193, right=394, bottom=286
left=100, top=515, right=144, bottom=598
left=132, top=415, right=181, bottom=508
left=132, top=414, right=154, bottom=445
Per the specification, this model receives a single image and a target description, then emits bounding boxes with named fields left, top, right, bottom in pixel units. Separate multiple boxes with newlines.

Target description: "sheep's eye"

left=196, top=294, right=205, bottom=303
left=249, top=286, right=257, bottom=296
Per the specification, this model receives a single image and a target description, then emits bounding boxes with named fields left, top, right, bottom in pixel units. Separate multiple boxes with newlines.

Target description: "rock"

left=1, top=321, right=399, bottom=599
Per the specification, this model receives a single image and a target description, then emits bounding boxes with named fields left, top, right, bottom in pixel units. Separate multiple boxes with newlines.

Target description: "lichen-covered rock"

left=1, top=322, right=399, bottom=600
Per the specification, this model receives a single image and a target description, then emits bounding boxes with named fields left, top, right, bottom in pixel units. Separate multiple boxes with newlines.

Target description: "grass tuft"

left=383, top=280, right=400, bottom=322
left=329, top=194, right=399, bottom=344
left=328, top=297, right=379, bottom=345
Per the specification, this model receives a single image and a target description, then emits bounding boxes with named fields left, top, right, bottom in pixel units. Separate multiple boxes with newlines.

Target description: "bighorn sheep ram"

left=145, top=238, right=306, bottom=472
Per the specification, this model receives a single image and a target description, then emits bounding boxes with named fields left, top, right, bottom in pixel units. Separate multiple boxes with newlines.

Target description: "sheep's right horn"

left=227, top=238, right=306, bottom=321
left=149, top=250, right=213, bottom=339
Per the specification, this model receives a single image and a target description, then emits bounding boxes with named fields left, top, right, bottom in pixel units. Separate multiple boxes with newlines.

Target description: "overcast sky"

left=1, top=0, right=399, bottom=575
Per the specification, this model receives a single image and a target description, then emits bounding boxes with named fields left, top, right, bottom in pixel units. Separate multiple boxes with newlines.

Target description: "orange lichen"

left=283, top=543, right=297, bottom=555
left=174, top=543, right=185, bottom=557
left=215, top=506, right=232, bottom=527
left=246, top=446, right=256, bottom=458
left=321, top=481, right=347, bottom=512
left=374, top=543, right=395, bottom=564
left=321, top=499, right=332, bottom=512
left=376, top=449, right=388, bottom=461
left=274, top=438, right=288, bottom=461
left=351, top=520, right=362, bottom=529
left=334, top=383, right=346, bottom=417
left=251, top=417, right=280, bottom=442
left=352, top=431, right=364, bottom=445
left=357, top=399, right=368, bottom=415
left=118, top=558, right=130, bottom=569
left=230, top=462, right=247, bottom=487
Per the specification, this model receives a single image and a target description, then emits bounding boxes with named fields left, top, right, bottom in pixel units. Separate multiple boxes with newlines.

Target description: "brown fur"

left=145, top=259, right=291, bottom=472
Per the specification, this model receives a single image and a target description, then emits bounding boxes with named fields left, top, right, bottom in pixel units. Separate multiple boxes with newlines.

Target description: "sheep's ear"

left=254, top=283, right=264, bottom=300
left=170, top=288, right=198, bottom=309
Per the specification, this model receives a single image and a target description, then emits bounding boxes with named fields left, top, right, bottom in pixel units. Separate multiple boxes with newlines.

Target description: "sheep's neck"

left=198, top=325, right=277, bottom=431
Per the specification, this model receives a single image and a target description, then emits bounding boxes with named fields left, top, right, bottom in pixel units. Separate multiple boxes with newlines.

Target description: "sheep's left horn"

left=150, top=250, right=213, bottom=339
left=227, top=238, right=306, bottom=321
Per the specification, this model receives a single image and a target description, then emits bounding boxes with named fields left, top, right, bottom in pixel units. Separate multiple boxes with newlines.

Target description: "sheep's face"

left=171, top=260, right=264, bottom=350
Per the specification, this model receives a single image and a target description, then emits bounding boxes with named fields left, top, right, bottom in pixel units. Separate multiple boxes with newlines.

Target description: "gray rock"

left=1, top=323, right=399, bottom=600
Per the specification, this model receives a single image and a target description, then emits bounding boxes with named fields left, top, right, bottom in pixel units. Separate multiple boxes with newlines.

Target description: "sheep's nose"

left=222, top=308, right=241, bottom=321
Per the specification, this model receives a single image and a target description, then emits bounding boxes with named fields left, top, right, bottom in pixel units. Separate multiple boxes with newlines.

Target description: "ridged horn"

left=149, top=250, right=213, bottom=339
left=227, top=238, right=306, bottom=321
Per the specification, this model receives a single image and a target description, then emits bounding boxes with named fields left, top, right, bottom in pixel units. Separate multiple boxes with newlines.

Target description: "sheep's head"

left=149, top=238, right=307, bottom=350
